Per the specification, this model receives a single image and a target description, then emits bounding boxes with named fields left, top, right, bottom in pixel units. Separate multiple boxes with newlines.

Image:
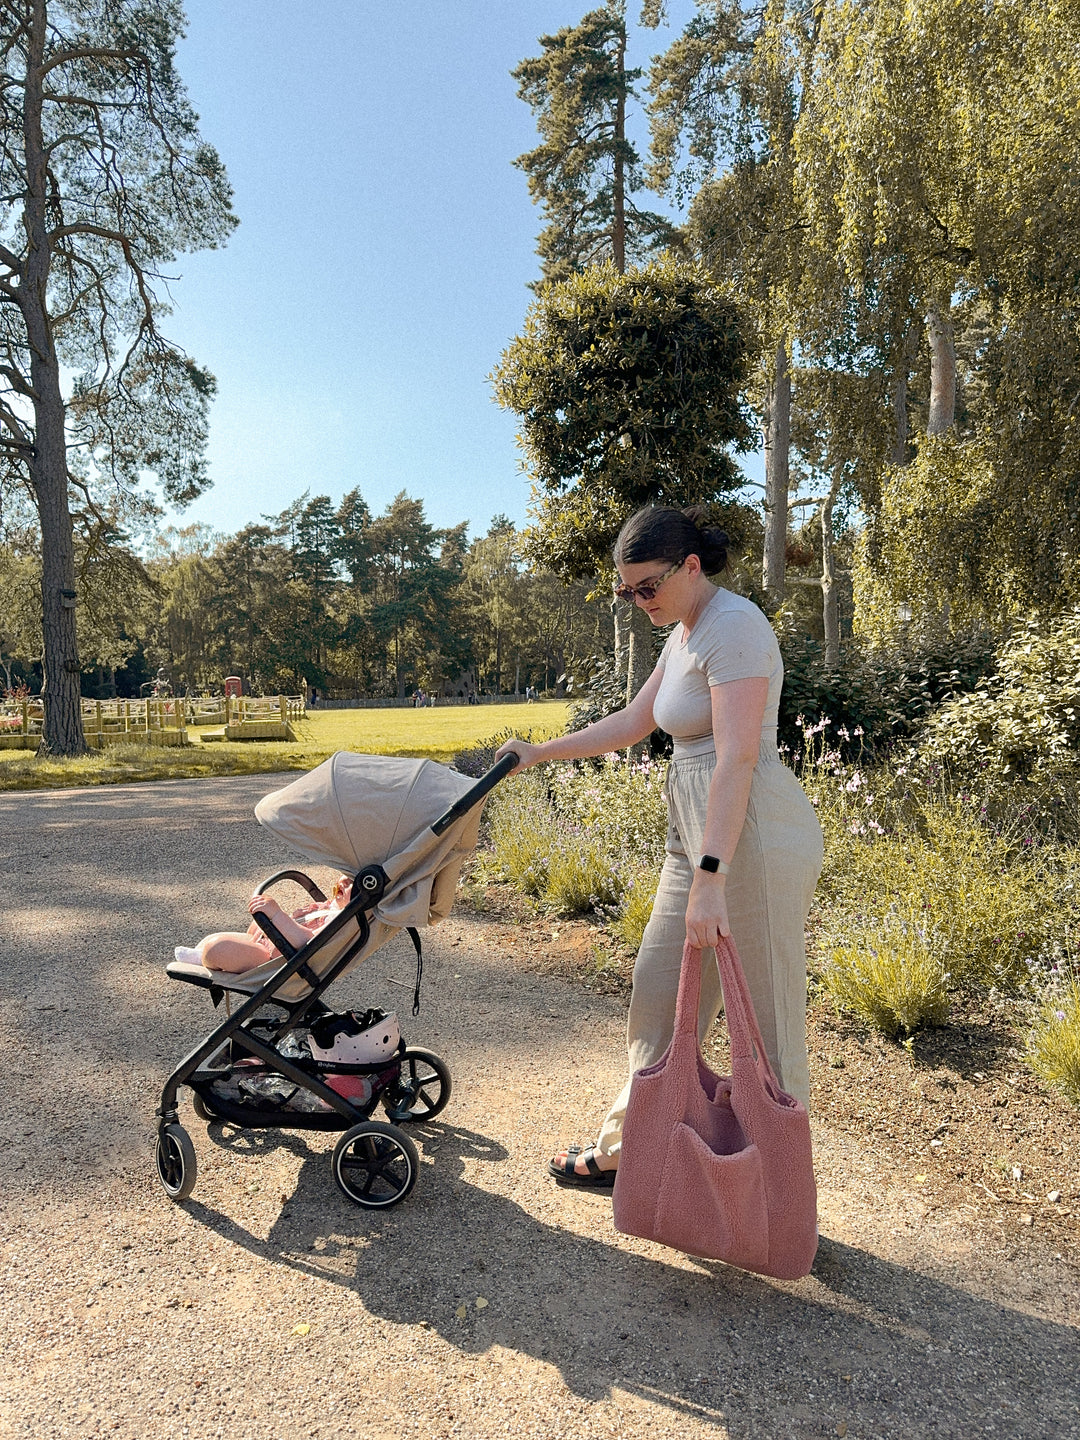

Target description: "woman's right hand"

left=494, top=737, right=542, bottom=773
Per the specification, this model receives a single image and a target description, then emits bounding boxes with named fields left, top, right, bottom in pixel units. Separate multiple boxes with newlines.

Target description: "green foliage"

left=817, top=910, right=951, bottom=1039
left=614, top=871, right=658, bottom=949
left=491, top=257, right=751, bottom=578
left=804, top=734, right=1077, bottom=995
left=777, top=627, right=996, bottom=762
left=1026, top=980, right=1080, bottom=1108
left=795, top=0, right=1080, bottom=617
left=917, top=614, right=1080, bottom=782
left=486, top=753, right=668, bottom=926
left=513, top=6, right=670, bottom=283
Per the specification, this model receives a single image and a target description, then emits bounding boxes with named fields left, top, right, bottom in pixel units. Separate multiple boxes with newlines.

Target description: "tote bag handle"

left=673, top=938, right=786, bottom=1096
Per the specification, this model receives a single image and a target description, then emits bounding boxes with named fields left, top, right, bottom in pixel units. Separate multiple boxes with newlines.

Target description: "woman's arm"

left=683, top=676, right=768, bottom=948
left=494, top=664, right=665, bottom=771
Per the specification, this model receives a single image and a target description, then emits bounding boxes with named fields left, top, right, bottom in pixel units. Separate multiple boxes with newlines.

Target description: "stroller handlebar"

left=431, top=752, right=518, bottom=836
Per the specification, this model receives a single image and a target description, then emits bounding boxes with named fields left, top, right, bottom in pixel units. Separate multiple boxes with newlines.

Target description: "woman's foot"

left=547, top=1142, right=617, bottom=1188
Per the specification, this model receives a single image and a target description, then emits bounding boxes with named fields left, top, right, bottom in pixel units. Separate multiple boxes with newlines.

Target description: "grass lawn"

left=0, top=701, right=569, bottom=792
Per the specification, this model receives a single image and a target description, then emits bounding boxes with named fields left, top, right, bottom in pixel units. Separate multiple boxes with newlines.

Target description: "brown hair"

left=613, top=505, right=728, bottom=574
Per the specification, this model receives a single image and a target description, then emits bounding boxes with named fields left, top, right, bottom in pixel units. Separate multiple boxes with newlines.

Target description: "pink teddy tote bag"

left=612, top=938, right=818, bottom=1279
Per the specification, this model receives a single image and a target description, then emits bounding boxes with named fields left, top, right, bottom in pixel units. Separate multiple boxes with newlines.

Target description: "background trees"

left=0, top=0, right=235, bottom=753
left=492, top=257, right=750, bottom=695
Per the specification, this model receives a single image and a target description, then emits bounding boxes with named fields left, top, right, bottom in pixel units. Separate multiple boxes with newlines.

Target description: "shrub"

left=917, top=611, right=1080, bottom=781
left=1026, top=980, right=1080, bottom=1107
left=803, top=727, right=1076, bottom=994
left=614, top=871, right=659, bottom=950
left=817, top=910, right=951, bottom=1038
left=485, top=754, right=667, bottom=925
left=777, top=626, right=996, bottom=765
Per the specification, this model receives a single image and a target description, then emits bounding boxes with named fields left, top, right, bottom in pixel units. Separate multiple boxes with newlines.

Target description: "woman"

left=494, top=505, right=823, bottom=1187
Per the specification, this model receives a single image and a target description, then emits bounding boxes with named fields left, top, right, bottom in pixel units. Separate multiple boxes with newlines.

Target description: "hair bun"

left=614, top=505, right=729, bottom=575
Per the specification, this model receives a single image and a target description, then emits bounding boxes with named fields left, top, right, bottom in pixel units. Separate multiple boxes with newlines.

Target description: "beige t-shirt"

left=651, top=587, right=782, bottom=741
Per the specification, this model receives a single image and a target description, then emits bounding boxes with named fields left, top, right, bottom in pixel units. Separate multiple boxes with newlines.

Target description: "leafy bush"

left=778, top=627, right=996, bottom=764
left=917, top=612, right=1080, bottom=781
left=802, top=727, right=1078, bottom=994
left=614, top=871, right=659, bottom=949
left=486, top=754, right=667, bottom=926
left=817, top=909, right=951, bottom=1038
left=1026, top=979, right=1080, bottom=1107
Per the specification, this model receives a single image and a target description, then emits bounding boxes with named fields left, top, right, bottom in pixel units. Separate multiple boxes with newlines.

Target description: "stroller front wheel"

left=332, top=1121, right=419, bottom=1208
left=156, top=1123, right=197, bottom=1202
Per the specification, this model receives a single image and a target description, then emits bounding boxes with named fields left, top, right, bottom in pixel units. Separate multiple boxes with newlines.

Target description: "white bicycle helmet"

left=307, top=1008, right=400, bottom=1066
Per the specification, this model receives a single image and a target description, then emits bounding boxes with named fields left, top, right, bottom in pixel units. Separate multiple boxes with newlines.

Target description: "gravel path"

left=2, top=775, right=1078, bottom=1440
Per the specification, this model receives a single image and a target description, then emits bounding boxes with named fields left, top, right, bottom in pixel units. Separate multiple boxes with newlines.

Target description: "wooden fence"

left=0, top=694, right=306, bottom=747
left=0, top=697, right=186, bottom=748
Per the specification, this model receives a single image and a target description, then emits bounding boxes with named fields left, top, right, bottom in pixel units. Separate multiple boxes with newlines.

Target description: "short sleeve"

left=694, top=607, right=777, bottom=688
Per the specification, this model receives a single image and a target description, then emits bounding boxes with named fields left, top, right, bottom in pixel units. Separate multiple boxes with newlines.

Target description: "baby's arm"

left=248, top=894, right=316, bottom=950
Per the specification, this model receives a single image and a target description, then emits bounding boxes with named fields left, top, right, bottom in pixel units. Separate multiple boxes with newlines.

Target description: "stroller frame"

left=155, top=754, right=514, bottom=1209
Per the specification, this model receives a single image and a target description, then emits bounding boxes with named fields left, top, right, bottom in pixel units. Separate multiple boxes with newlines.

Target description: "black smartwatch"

left=698, top=854, right=730, bottom=875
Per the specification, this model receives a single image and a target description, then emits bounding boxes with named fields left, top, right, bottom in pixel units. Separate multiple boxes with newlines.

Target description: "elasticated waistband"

left=671, top=731, right=781, bottom=764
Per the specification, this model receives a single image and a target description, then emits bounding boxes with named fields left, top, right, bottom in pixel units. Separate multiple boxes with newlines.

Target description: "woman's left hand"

left=684, top=871, right=731, bottom=949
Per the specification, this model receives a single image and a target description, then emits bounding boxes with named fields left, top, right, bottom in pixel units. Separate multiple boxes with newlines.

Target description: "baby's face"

left=332, top=874, right=352, bottom=903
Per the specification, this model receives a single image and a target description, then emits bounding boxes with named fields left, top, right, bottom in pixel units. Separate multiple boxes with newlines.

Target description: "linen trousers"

left=596, top=735, right=823, bottom=1158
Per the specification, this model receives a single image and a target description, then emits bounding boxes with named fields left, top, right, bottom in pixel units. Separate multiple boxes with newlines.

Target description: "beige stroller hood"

left=254, top=751, right=484, bottom=929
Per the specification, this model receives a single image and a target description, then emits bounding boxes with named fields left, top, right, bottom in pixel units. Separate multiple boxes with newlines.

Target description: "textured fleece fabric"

left=613, top=939, right=819, bottom=1279
left=596, top=734, right=823, bottom=1157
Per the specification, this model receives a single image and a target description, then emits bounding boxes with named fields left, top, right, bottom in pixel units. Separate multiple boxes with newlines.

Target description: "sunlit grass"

left=0, top=701, right=569, bottom=791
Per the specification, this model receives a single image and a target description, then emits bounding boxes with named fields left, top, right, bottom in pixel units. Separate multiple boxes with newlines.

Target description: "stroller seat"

left=165, top=905, right=374, bottom=1002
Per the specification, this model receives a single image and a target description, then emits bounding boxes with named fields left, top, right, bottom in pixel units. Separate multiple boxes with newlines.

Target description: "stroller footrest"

left=166, top=959, right=281, bottom=994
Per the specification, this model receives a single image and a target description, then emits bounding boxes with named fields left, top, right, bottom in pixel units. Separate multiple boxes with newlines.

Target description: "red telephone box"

left=224, top=676, right=242, bottom=699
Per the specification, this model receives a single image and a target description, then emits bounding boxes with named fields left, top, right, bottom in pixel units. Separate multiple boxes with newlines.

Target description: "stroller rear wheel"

left=332, top=1121, right=418, bottom=1208
left=383, top=1048, right=451, bottom=1123
left=156, top=1123, right=197, bottom=1202
left=190, top=1090, right=219, bottom=1123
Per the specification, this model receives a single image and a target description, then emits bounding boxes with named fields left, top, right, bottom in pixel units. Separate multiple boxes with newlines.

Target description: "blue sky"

left=166, top=1, right=758, bottom=544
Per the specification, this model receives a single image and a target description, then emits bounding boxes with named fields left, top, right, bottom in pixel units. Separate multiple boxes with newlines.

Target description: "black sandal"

left=547, top=1142, right=617, bottom=1188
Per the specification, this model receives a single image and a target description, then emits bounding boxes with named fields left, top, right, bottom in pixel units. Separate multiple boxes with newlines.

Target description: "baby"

left=175, top=874, right=354, bottom=974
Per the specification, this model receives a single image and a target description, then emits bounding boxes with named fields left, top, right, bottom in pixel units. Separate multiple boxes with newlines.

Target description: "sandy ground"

left=1, top=774, right=1078, bottom=1440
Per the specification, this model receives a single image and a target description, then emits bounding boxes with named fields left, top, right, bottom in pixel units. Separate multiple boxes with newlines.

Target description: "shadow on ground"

left=187, top=1117, right=1078, bottom=1440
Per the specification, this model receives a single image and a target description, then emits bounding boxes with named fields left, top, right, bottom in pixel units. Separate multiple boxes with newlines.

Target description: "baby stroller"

left=156, top=751, right=514, bottom=1210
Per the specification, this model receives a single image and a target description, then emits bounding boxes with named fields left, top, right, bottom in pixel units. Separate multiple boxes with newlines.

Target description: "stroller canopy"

left=254, top=752, right=483, bottom=929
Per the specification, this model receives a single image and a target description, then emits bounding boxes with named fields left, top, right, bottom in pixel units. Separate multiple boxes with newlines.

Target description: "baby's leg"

left=199, top=932, right=270, bottom=973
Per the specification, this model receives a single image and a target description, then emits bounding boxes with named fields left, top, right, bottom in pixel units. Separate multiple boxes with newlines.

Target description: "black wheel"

left=190, top=1090, right=218, bottom=1122
left=156, top=1123, right=197, bottom=1202
left=383, top=1048, right=451, bottom=1123
left=332, top=1121, right=418, bottom=1208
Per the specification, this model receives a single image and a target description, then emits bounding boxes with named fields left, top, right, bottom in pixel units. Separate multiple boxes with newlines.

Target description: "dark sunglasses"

left=613, top=558, right=684, bottom=604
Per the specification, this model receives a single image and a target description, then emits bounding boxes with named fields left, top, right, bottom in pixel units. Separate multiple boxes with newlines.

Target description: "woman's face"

left=616, top=553, right=701, bottom=626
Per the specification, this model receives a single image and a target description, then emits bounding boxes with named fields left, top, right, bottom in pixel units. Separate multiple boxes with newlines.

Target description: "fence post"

left=22, top=697, right=28, bottom=735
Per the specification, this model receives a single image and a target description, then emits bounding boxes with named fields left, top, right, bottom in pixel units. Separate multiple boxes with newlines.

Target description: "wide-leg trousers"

left=596, top=735, right=823, bottom=1158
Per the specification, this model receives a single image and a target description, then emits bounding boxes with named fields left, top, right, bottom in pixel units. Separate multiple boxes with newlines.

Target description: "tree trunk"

left=24, top=0, right=85, bottom=756
left=613, top=600, right=630, bottom=689
left=761, top=336, right=791, bottom=614
left=820, top=465, right=844, bottom=668
left=926, top=308, right=956, bottom=435
left=626, top=602, right=653, bottom=704
left=892, top=369, right=909, bottom=466
left=612, top=33, right=626, bottom=273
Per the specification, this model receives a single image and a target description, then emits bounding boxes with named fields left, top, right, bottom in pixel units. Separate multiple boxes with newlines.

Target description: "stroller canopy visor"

left=255, top=752, right=477, bottom=874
